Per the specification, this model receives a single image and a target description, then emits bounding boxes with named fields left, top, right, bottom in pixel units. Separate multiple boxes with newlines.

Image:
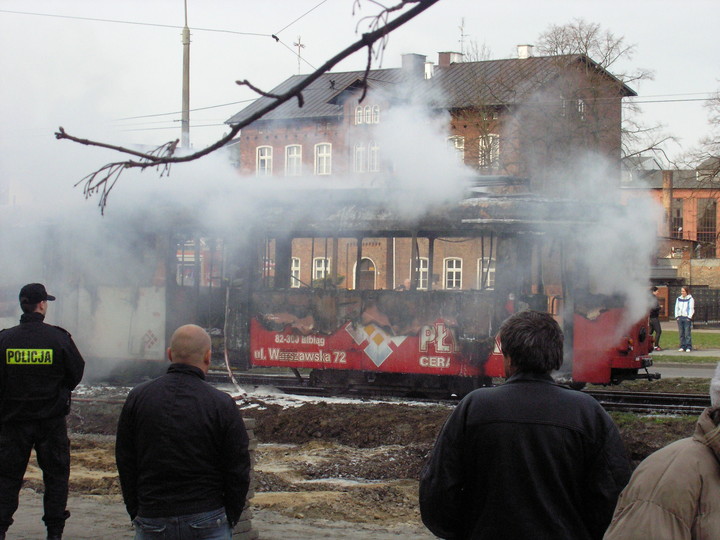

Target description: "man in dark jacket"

left=649, top=286, right=662, bottom=350
left=116, top=324, right=250, bottom=539
left=0, top=283, right=85, bottom=540
left=419, top=310, right=631, bottom=540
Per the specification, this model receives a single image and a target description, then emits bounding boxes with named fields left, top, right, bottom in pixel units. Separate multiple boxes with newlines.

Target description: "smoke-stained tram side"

left=222, top=183, right=659, bottom=395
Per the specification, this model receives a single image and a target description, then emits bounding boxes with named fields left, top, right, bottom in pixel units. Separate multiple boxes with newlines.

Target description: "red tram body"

left=222, top=182, right=659, bottom=395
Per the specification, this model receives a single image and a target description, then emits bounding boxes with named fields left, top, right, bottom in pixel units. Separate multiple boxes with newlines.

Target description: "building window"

left=353, top=144, right=367, bottom=173
left=353, top=142, right=380, bottom=173
left=368, top=142, right=379, bottom=172
left=290, top=257, right=301, bottom=287
left=315, top=143, right=332, bottom=175
left=577, top=98, right=586, bottom=121
left=697, top=199, right=717, bottom=255
left=479, top=134, right=500, bottom=168
left=354, top=104, right=380, bottom=125
left=477, top=258, right=495, bottom=289
left=444, top=258, right=462, bottom=289
left=448, top=136, right=465, bottom=163
left=671, top=199, right=684, bottom=239
left=285, top=145, right=302, bottom=176
left=256, top=146, right=272, bottom=176
left=411, top=257, right=429, bottom=290
left=313, top=257, right=330, bottom=280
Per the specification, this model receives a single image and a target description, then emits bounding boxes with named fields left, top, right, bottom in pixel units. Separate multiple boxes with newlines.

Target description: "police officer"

left=0, top=283, right=85, bottom=540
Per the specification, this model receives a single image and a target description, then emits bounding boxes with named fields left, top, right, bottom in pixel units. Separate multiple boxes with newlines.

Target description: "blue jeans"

left=133, top=508, right=231, bottom=540
left=677, top=317, right=692, bottom=350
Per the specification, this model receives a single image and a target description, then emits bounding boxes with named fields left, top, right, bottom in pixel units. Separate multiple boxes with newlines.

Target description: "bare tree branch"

left=56, top=0, right=441, bottom=213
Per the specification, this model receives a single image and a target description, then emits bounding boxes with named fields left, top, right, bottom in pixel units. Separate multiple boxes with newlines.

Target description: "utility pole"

left=181, top=0, right=190, bottom=149
left=293, top=36, right=305, bottom=74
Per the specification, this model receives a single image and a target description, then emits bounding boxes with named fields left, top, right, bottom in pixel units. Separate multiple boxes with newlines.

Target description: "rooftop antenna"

left=293, top=36, right=305, bottom=74
left=458, top=17, right=469, bottom=56
left=181, top=0, right=190, bottom=149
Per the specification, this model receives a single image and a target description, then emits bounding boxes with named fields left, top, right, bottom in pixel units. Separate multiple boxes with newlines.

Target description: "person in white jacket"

left=674, top=286, right=695, bottom=352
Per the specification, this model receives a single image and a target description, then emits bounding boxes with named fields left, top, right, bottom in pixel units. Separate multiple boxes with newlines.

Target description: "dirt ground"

left=5, top=382, right=701, bottom=539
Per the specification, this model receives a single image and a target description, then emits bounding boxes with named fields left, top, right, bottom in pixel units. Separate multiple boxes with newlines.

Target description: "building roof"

left=621, top=169, right=720, bottom=190
left=226, top=53, right=636, bottom=127
left=428, top=55, right=635, bottom=109
left=225, top=68, right=405, bottom=126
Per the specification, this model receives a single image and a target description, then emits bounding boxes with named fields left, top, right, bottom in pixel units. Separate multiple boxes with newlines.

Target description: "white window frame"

left=372, top=105, right=380, bottom=124
left=290, top=257, right=301, bottom=287
left=448, top=136, right=465, bottom=163
left=353, top=144, right=367, bottom=173
left=314, top=143, right=332, bottom=175
left=410, top=257, right=429, bottom=290
left=355, top=106, right=364, bottom=125
left=477, top=257, right=495, bottom=289
left=479, top=134, right=500, bottom=168
left=444, top=258, right=462, bottom=290
left=285, top=145, right=302, bottom=176
left=256, top=146, right=273, bottom=176
left=368, top=141, right=379, bottom=172
left=364, top=106, right=372, bottom=124
left=313, top=257, right=331, bottom=280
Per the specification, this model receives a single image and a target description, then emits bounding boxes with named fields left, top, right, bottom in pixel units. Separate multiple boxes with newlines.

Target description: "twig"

left=56, top=0, right=440, bottom=213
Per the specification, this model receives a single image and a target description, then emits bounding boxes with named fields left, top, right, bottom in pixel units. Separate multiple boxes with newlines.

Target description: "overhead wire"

left=0, top=8, right=271, bottom=37
left=0, top=4, right=335, bottom=129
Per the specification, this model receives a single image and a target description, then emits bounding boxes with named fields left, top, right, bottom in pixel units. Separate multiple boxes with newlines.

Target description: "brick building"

left=622, top=158, right=720, bottom=287
left=223, top=47, right=634, bottom=291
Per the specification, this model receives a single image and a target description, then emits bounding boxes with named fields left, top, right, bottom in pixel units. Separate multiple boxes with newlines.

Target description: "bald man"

left=116, top=325, right=250, bottom=540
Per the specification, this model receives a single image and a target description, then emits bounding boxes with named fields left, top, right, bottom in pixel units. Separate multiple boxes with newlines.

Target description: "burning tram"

left=0, top=176, right=659, bottom=392
left=219, top=178, right=660, bottom=395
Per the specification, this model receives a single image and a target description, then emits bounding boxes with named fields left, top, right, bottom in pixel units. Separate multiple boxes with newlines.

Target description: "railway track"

left=207, top=370, right=712, bottom=415
left=586, top=389, right=710, bottom=416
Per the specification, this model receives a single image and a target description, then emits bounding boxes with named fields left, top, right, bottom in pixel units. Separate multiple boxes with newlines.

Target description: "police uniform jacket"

left=115, top=363, right=251, bottom=526
left=0, top=312, right=85, bottom=423
left=603, top=407, right=720, bottom=540
left=419, top=371, right=632, bottom=540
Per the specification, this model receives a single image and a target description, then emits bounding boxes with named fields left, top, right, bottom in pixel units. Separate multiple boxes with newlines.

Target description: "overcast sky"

left=0, top=0, right=717, bottom=204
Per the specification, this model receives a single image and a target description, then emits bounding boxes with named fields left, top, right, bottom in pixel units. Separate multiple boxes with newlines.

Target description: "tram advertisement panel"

left=248, top=289, right=492, bottom=376
left=250, top=318, right=484, bottom=376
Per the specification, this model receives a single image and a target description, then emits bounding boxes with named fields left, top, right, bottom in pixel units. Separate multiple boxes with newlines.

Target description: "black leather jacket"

left=0, top=312, right=85, bottom=422
left=115, top=363, right=251, bottom=525
left=420, top=371, right=631, bottom=540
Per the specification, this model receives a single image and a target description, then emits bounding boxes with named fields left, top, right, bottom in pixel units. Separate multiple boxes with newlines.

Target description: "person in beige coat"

left=603, top=363, right=720, bottom=540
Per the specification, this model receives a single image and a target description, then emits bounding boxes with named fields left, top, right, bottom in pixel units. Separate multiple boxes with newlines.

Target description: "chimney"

left=517, top=44, right=534, bottom=59
left=401, top=53, right=427, bottom=79
left=424, top=61, right=434, bottom=79
left=438, top=51, right=463, bottom=68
